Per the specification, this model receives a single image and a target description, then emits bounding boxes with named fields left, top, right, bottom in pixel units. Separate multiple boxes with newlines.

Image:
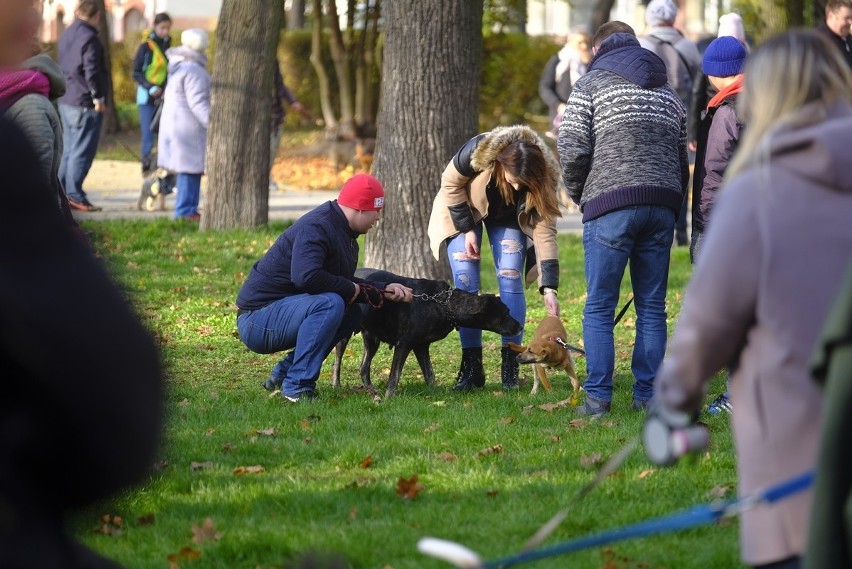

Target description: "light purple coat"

left=157, top=46, right=210, bottom=174
left=654, top=103, right=852, bottom=566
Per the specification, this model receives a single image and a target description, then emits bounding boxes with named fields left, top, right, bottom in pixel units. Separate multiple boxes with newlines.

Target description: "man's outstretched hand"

left=384, top=282, right=413, bottom=303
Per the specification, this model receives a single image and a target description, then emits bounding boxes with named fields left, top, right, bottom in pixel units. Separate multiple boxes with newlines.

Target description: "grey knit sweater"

left=557, top=33, right=689, bottom=222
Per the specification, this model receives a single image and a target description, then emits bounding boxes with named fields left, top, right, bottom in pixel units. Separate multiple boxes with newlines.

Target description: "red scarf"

left=707, top=75, right=744, bottom=110
left=0, top=69, right=49, bottom=112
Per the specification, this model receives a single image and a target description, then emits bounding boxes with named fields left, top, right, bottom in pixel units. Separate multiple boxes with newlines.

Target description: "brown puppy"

left=508, top=315, right=583, bottom=400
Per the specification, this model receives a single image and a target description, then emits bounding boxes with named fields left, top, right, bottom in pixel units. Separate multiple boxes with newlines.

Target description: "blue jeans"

left=138, top=103, right=156, bottom=162
left=582, top=205, right=676, bottom=403
left=446, top=220, right=526, bottom=347
left=237, top=293, right=362, bottom=397
left=174, top=173, right=201, bottom=218
left=58, top=104, right=103, bottom=203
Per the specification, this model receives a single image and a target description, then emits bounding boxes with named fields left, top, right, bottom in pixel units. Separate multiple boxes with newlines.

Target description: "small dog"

left=332, top=268, right=523, bottom=397
left=137, top=168, right=176, bottom=212
left=508, top=315, right=584, bottom=399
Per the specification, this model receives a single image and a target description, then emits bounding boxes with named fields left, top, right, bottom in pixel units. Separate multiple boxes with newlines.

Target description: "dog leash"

left=614, top=294, right=634, bottom=326
left=418, top=470, right=815, bottom=569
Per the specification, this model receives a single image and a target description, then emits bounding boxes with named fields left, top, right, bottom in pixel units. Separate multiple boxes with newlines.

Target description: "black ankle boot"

left=453, top=347, right=485, bottom=391
left=501, top=346, right=519, bottom=390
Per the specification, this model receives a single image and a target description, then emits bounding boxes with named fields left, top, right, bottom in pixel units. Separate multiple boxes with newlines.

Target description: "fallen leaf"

left=396, top=474, right=424, bottom=499
left=437, top=451, right=457, bottom=462
left=423, top=423, right=440, bottom=433
left=359, top=455, right=373, bottom=469
left=486, top=489, right=499, bottom=498
left=550, top=435, right=561, bottom=443
left=256, top=428, right=276, bottom=437
left=567, top=418, right=587, bottom=428
left=537, top=398, right=573, bottom=413
left=708, top=485, right=731, bottom=499
left=167, top=546, right=201, bottom=565
left=298, top=419, right=312, bottom=430
left=304, top=436, right=313, bottom=444
left=638, top=469, right=656, bottom=479
left=580, top=452, right=603, bottom=468
left=179, top=398, right=190, bottom=407
left=190, top=461, right=213, bottom=471
left=432, top=400, right=447, bottom=407
left=205, top=428, right=215, bottom=436
left=492, top=391, right=504, bottom=397
left=221, top=443, right=236, bottom=453
left=475, top=444, right=503, bottom=458
left=137, top=513, right=155, bottom=526
left=522, top=404, right=534, bottom=413
left=500, top=416, right=515, bottom=425
left=233, top=465, right=265, bottom=476
left=349, top=507, right=358, bottom=521
left=191, top=517, right=222, bottom=544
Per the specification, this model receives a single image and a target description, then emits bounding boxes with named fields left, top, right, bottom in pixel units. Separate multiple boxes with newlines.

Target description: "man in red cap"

left=235, top=174, right=413, bottom=402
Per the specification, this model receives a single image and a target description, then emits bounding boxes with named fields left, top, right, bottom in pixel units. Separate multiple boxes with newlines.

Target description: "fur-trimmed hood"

left=470, top=124, right=564, bottom=193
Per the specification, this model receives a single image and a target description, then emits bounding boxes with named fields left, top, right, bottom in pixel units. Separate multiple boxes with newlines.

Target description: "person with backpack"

left=638, top=0, right=701, bottom=247
left=132, top=12, right=171, bottom=174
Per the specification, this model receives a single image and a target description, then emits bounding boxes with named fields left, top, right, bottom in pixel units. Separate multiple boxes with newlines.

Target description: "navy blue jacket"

left=58, top=19, right=107, bottom=108
left=236, top=201, right=385, bottom=310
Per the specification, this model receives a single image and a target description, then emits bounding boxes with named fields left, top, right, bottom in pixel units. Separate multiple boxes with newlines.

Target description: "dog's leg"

left=412, top=345, right=435, bottom=386
left=565, top=353, right=581, bottom=405
left=386, top=344, right=413, bottom=397
left=360, top=332, right=381, bottom=395
left=531, top=364, right=552, bottom=395
left=331, top=337, right=349, bottom=389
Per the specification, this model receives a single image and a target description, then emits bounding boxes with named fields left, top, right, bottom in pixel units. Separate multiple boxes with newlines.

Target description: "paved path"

left=75, top=159, right=584, bottom=233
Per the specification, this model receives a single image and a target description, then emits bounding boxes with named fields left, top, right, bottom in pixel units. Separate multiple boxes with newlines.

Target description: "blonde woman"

left=428, top=125, right=561, bottom=391
left=649, top=29, right=852, bottom=569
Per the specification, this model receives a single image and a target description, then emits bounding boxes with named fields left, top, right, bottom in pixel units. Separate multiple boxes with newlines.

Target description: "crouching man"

left=236, top=174, right=413, bottom=402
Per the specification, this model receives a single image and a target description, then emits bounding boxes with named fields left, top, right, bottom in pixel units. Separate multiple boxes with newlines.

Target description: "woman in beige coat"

left=650, top=30, right=852, bottom=569
left=427, top=125, right=561, bottom=391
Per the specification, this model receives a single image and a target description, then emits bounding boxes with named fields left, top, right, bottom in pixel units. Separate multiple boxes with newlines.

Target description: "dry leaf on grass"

left=359, top=455, right=373, bottom=469
left=486, top=489, right=499, bottom=498
left=190, top=461, right=213, bottom=471
left=550, top=435, right=561, bottom=443
left=638, top=469, right=656, bottom=479
left=437, top=451, right=457, bottom=462
left=137, top=513, right=155, bottom=526
left=537, top=398, right=573, bottom=413
left=396, top=475, right=424, bottom=499
left=568, top=418, right=587, bottom=428
left=432, top=400, right=447, bottom=407
left=233, top=465, right=265, bottom=476
left=580, top=452, right=603, bottom=468
left=500, top=416, right=515, bottom=425
left=96, top=514, right=123, bottom=537
left=475, top=444, right=503, bottom=458
left=191, top=517, right=222, bottom=544
left=423, top=423, right=440, bottom=433
left=349, top=507, right=358, bottom=521
left=708, top=485, right=732, bottom=499
left=256, top=428, right=276, bottom=437
left=167, top=546, right=201, bottom=568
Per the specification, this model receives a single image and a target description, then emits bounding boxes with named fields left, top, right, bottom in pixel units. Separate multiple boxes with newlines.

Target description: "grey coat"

left=5, top=54, right=65, bottom=195
left=654, top=103, right=852, bottom=566
left=157, top=47, right=210, bottom=174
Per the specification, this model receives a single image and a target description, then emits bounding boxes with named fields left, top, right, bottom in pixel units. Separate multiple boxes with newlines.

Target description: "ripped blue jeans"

left=446, top=220, right=526, bottom=347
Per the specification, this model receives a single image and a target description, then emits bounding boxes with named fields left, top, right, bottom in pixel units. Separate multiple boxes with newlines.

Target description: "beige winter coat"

left=427, top=125, right=561, bottom=291
left=654, top=103, right=852, bottom=566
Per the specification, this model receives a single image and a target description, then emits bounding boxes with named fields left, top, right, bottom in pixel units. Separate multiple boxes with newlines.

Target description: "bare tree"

left=202, top=0, right=284, bottom=230
left=287, top=0, right=306, bottom=29
left=364, top=0, right=483, bottom=279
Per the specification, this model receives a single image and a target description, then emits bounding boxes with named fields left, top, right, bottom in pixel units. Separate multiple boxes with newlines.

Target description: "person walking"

left=648, top=29, right=852, bottom=569
left=557, top=22, right=689, bottom=416
left=157, top=29, right=210, bottom=221
left=538, top=26, right=591, bottom=139
left=638, top=0, right=701, bottom=247
left=236, top=174, right=413, bottom=403
left=428, top=125, right=562, bottom=391
left=819, top=0, right=852, bottom=68
left=132, top=12, right=171, bottom=174
left=56, top=0, right=107, bottom=212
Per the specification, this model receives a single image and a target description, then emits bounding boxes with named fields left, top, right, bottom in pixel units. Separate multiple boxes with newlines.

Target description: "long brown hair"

left=491, top=140, right=561, bottom=225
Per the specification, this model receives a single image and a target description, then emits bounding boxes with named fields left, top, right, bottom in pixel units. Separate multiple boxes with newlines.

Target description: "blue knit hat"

left=702, top=36, right=747, bottom=77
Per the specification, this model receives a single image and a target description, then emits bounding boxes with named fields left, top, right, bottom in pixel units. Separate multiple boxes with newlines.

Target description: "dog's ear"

left=507, top=342, right=526, bottom=353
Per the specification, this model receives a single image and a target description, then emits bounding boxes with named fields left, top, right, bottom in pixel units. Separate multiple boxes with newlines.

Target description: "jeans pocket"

left=650, top=208, right=676, bottom=245
left=593, top=208, right=634, bottom=249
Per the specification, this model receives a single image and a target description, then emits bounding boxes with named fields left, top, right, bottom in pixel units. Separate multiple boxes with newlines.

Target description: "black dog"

left=331, top=268, right=523, bottom=397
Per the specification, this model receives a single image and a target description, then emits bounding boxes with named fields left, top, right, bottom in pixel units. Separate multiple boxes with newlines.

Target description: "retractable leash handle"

left=642, top=403, right=709, bottom=467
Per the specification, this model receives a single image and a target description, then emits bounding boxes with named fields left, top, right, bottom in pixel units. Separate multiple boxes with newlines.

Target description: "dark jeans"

left=753, top=556, right=800, bottom=569
left=174, top=173, right=201, bottom=218
left=58, top=104, right=103, bottom=203
left=138, top=103, right=156, bottom=162
left=582, top=205, right=675, bottom=403
left=237, top=293, right=362, bottom=398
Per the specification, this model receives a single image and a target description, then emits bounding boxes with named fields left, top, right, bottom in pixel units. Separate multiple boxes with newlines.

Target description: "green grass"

left=74, top=219, right=738, bottom=569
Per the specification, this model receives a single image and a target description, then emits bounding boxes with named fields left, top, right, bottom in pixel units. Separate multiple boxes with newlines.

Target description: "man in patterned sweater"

left=557, top=22, right=689, bottom=417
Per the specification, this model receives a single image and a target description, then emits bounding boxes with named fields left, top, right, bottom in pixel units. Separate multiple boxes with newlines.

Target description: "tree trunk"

left=93, top=0, right=119, bottom=133
left=328, top=0, right=355, bottom=138
left=287, top=0, right=306, bottom=29
left=355, top=0, right=380, bottom=129
left=203, top=0, right=283, bottom=230
left=310, top=0, right=338, bottom=135
left=364, top=0, right=482, bottom=279
left=592, top=0, right=617, bottom=31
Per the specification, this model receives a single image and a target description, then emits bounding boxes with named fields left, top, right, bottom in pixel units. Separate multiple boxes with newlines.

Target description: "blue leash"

left=480, top=470, right=814, bottom=569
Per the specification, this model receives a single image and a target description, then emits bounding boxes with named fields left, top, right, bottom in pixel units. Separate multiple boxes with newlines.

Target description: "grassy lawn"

left=74, top=219, right=738, bottom=569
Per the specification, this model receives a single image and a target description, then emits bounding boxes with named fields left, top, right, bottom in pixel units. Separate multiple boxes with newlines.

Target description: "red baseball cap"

left=338, top=174, right=385, bottom=211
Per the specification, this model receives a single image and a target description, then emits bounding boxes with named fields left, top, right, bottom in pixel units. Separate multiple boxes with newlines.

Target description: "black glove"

left=643, top=399, right=709, bottom=467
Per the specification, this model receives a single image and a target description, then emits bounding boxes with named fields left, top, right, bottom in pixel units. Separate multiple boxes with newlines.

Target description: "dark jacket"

left=818, top=23, right=852, bottom=69
left=0, top=118, right=164, bottom=568
left=132, top=33, right=170, bottom=91
left=236, top=201, right=385, bottom=310
left=57, top=18, right=107, bottom=108
left=557, top=33, right=689, bottom=222
left=691, top=94, right=743, bottom=234
left=538, top=53, right=573, bottom=123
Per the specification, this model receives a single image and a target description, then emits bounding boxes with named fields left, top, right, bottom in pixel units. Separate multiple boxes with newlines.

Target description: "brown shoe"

left=67, top=198, right=101, bottom=212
